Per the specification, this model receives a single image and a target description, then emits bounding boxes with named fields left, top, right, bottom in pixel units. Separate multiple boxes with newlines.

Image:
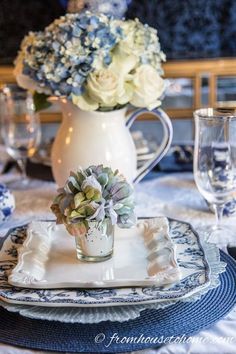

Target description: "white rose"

left=130, top=65, right=165, bottom=110
left=108, top=51, right=136, bottom=105
left=118, top=21, right=137, bottom=56
left=73, top=68, right=135, bottom=111
left=72, top=92, right=99, bottom=111
left=110, top=49, right=138, bottom=77
left=87, top=68, right=119, bottom=107
left=116, top=81, right=134, bottom=105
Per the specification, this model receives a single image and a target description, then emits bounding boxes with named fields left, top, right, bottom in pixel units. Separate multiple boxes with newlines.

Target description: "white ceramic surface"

left=0, top=239, right=225, bottom=324
left=51, top=99, right=173, bottom=186
left=0, top=217, right=211, bottom=307
left=8, top=217, right=180, bottom=289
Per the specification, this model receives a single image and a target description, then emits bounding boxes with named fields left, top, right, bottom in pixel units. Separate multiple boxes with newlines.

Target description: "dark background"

left=0, top=0, right=65, bottom=64
left=1, top=0, right=236, bottom=64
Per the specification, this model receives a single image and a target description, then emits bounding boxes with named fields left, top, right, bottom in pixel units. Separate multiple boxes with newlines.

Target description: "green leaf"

left=97, top=173, right=109, bottom=187
left=74, top=192, right=85, bottom=208
left=33, top=92, right=51, bottom=112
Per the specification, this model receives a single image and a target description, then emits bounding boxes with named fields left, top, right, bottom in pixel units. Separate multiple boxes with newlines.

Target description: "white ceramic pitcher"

left=51, top=98, right=173, bottom=187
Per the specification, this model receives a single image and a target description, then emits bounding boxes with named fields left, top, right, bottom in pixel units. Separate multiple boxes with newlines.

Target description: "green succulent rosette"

left=51, top=165, right=136, bottom=236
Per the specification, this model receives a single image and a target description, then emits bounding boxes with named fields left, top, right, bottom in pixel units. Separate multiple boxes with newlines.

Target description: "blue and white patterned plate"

left=0, top=240, right=225, bottom=324
left=0, top=184, right=15, bottom=224
left=0, top=218, right=211, bottom=307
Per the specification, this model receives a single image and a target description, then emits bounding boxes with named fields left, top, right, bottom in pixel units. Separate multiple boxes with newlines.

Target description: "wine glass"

left=0, top=86, right=41, bottom=188
left=193, top=108, right=236, bottom=244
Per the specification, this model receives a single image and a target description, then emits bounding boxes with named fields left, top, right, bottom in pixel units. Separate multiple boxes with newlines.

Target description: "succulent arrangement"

left=15, top=11, right=165, bottom=112
left=51, top=165, right=136, bottom=236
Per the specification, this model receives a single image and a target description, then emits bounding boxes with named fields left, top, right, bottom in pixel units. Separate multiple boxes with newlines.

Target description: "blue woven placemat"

left=0, top=251, right=235, bottom=353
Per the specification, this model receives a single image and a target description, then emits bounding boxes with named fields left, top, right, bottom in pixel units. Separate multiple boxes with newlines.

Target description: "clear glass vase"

left=75, top=219, right=114, bottom=262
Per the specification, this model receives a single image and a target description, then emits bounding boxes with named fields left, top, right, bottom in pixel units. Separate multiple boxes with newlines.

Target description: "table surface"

left=0, top=162, right=236, bottom=354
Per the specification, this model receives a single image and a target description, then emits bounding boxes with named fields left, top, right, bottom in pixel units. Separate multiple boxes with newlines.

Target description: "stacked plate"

left=0, top=217, right=225, bottom=324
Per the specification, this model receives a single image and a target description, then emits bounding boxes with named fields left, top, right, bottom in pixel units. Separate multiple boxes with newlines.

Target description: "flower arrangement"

left=15, top=11, right=165, bottom=111
left=51, top=165, right=136, bottom=236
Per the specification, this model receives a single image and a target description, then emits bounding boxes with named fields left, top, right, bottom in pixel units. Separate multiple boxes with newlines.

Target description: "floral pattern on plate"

left=0, top=218, right=211, bottom=307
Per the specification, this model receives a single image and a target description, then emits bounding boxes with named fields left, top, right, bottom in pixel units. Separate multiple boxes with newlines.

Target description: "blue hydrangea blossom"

left=15, top=12, right=165, bottom=111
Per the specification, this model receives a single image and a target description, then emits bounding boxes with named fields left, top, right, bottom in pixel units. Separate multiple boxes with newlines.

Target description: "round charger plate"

left=0, top=251, right=235, bottom=353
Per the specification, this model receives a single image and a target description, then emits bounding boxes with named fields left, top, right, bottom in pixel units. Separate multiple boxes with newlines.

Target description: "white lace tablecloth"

left=0, top=170, right=236, bottom=354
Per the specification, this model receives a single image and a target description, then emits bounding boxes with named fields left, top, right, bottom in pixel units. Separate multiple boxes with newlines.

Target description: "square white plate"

left=8, top=218, right=181, bottom=289
left=0, top=218, right=211, bottom=307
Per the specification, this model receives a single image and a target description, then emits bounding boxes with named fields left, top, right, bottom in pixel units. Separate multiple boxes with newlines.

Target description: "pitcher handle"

left=126, top=108, right=173, bottom=184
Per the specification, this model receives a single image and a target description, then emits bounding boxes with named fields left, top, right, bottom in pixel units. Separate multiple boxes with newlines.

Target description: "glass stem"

left=213, top=203, right=224, bottom=229
left=17, top=158, right=27, bottom=182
